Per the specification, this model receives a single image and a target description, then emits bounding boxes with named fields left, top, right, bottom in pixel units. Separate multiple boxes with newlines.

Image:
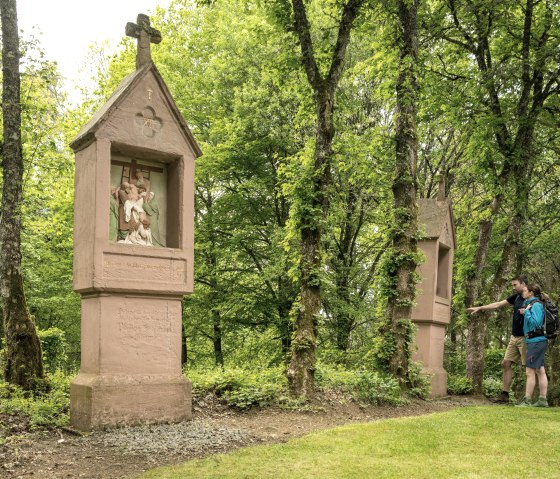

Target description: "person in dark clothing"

left=467, top=274, right=528, bottom=403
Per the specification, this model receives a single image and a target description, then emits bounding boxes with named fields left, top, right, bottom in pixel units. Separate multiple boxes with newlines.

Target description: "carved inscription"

left=103, top=253, right=186, bottom=283
left=117, top=304, right=176, bottom=341
left=113, top=302, right=180, bottom=372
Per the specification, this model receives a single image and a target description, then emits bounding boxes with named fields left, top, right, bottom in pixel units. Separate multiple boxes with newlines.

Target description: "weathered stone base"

left=421, top=367, right=448, bottom=398
left=412, top=322, right=448, bottom=397
left=70, top=373, right=192, bottom=431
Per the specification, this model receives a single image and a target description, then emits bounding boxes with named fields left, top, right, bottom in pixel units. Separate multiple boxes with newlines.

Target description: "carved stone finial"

left=126, top=14, right=162, bottom=70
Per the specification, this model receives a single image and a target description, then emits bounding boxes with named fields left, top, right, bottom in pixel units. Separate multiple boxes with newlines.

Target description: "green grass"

left=141, top=407, right=560, bottom=479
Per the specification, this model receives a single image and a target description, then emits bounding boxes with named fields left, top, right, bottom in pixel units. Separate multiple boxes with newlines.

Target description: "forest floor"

left=0, top=392, right=490, bottom=479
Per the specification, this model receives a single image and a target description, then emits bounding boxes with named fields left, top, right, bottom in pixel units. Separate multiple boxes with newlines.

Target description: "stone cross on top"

left=126, top=14, right=162, bottom=70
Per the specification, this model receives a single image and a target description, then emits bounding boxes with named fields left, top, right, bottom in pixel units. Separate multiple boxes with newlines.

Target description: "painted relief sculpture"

left=110, top=169, right=163, bottom=246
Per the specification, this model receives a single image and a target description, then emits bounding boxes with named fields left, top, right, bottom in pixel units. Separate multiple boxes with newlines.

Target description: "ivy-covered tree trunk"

left=386, top=0, right=420, bottom=383
left=288, top=87, right=334, bottom=396
left=286, top=0, right=363, bottom=399
left=0, top=0, right=44, bottom=388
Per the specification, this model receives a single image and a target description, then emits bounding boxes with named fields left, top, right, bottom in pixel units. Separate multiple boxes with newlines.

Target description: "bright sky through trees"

left=18, top=0, right=171, bottom=103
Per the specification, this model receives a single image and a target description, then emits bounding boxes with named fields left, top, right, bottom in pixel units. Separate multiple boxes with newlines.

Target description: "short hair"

left=512, top=274, right=528, bottom=285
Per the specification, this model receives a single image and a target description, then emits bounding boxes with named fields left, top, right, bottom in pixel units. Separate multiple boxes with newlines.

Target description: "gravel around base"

left=84, top=420, right=252, bottom=455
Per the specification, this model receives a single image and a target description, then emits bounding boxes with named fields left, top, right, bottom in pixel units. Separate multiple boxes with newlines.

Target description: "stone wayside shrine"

left=411, top=179, right=456, bottom=397
left=69, top=14, right=202, bottom=431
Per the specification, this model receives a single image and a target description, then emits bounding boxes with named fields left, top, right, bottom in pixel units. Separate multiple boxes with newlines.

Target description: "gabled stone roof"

left=417, top=198, right=456, bottom=247
left=70, top=62, right=202, bottom=157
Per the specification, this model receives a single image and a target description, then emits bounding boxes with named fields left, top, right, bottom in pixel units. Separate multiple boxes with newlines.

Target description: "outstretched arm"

left=467, top=299, right=510, bottom=315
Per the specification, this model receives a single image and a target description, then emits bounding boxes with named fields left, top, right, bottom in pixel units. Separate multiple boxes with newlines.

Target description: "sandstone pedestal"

left=70, top=15, right=201, bottom=431
left=70, top=293, right=191, bottom=430
left=411, top=194, right=455, bottom=397
left=412, top=320, right=448, bottom=397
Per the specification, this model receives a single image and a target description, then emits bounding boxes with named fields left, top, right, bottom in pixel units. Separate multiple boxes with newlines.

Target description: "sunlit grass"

left=141, top=407, right=560, bottom=479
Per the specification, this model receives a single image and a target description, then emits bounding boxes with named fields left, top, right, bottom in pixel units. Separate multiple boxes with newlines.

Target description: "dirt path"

left=0, top=394, right=489, bottom=479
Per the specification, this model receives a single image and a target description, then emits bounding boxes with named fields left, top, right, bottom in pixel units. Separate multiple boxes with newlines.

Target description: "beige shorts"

left=504, top=336, right=527, bottom=366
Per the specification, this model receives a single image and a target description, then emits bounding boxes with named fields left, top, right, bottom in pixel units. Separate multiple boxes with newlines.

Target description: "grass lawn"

left=141, top=407, right=560, bottom=479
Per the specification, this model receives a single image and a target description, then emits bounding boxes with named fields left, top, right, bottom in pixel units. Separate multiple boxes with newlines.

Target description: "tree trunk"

left=288, top=213, right=323, bottom=398
left=387, top=0, right=419, bottom=383
left=464, top=195, right=501, bottom=390
left=277, top=274, right=294, bottom=358
left=212, top=308, right=224, bottom=368
left=286, top=0, right=363, bottom=399
left=0, top=0, right=44, bottom=388
left=332, top=187, right=358, bottom=352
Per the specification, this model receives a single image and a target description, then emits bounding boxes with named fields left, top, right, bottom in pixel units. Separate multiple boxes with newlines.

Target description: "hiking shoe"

left=490, top=392, right=510, bottom=404
left=533, top=398, right=549, bottom=408
left=515, top=397, right=532, bottom=407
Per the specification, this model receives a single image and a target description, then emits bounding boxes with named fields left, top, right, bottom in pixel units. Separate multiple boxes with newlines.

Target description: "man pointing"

left=467, top=275, right=528, bottom=403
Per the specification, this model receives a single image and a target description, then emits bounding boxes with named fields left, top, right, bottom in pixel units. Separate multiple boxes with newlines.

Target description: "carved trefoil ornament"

left=135, top=106, right=162, bottom=138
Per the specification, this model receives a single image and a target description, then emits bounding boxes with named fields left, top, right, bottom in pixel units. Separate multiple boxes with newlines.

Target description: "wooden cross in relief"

left=111, top=159, right=164, bottom=185
left=125, top=14, right=162, bottom=70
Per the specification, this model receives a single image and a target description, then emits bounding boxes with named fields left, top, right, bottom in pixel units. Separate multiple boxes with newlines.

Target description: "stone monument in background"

left=411, top=178, right=455, bottom=397
left=69, top=14, right=202, bottom=431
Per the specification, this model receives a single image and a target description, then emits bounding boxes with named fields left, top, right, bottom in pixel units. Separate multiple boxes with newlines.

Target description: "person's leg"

left=532, top=341, right=549, bottom=406
left=502, top=359, right=513, bottom=391
left=525, top=367, right=536, bottom=397
left=516, top=367, right=536, bottom=406
left=536, top=366, right=548, bottom=397
left=498, top=336, right=521, bottom=402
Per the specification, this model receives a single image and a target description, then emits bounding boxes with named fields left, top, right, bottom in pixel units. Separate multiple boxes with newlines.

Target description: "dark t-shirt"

left=507, top=294, right=525, bottom=337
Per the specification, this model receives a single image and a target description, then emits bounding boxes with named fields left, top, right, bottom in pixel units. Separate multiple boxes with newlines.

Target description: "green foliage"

left=37, top=328, right=68, bottom=373
left=482, top=377, right=503, bottom=398
left=364, top=322, right=396, bottom=373
left=316, top=365, right=406, bottom=406
left=188, top=366, right=286, bottom=409
left=354, top=371, right=405, bottom=406
left=447, top=374, right=502, bottom=397
left=0, top=371, right=72, bottom=431
left=443, top=342, right=466, bottom=376
left=483, top=349, right=505, bottom=379
left=406, top=362, right=430, bottom=399
left=188, top=364, right=413, bottom=408
left=13, top=33, right=81, bottom=365
left=446, top=375, right=473, bottom=395
left=223, top=384, right=283, bottom=410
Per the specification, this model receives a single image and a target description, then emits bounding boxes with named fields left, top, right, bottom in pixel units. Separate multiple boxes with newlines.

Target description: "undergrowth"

left=187, top=364, right=425, bottom=409
left=0, top=371, right=72, bottom=441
